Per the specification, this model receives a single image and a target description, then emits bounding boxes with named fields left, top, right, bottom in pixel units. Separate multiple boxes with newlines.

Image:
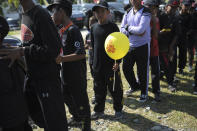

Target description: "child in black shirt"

left=0, top=15, right=32, bottom=131
left=47, top=0, right=91, bottom=130
left=91, top=1, right=123, bottom=120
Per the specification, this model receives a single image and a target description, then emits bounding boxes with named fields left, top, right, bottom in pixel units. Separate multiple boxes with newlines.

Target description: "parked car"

left=82, top=3, right=95, bottom=13
left=6, top=18, right=20, bottom=31
left=108, top=2, right=125, bottom=22
left=3, top=35, right=22, bottom=46
left=71, top=4, right=85, bottom=29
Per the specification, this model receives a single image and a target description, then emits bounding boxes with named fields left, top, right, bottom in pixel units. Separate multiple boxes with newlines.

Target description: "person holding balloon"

left=121, top=0, right=151, bottom=102
left=90, top=1, right=126, bottom=120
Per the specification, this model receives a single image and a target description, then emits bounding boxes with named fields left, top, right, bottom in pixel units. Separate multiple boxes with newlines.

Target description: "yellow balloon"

left=105, top=32, right=130, bottom=60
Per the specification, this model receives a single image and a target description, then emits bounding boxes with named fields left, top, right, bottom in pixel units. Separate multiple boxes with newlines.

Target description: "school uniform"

left=158, top=11, right=181, bottom=87
left=59, top=23, right=91, bottom=130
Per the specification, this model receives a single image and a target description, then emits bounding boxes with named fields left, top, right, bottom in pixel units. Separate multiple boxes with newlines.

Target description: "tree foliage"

left=7, top=0, right=49, bottom=8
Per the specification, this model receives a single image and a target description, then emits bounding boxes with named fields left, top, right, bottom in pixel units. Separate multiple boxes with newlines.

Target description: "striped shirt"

left=121, top=7, right=151, bottom=48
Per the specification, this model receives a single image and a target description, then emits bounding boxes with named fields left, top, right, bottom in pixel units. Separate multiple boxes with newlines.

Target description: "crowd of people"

left=0, top=0, right=197, bottom=130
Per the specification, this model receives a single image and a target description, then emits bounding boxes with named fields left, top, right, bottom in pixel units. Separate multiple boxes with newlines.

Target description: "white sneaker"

left=139, top=94, right=148, bottom=103
left=188, top=66, right=192, bottom=72
left=124, top=88, right=138, bottom=97
left=193, top=91, right=197, bottom=95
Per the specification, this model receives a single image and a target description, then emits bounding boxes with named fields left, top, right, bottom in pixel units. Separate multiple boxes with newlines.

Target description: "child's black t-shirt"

left=158, top=13, right=181, bottom=53
left=90, top=22, right=120, bottom=73
left=59, top=24, right=86, bottom=84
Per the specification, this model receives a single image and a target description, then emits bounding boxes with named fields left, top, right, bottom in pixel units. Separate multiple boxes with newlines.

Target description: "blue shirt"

left=121, top=7, right=151, bottom=48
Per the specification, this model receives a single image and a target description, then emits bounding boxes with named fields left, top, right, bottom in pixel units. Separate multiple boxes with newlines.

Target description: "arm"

left=168, top=18, right=181, bottom=61
left=128, top=14, right=151, bottom=35
left=0, top=10, right=62, bottom=67
left=151, top=16, right=158, bottom=39
left=56, top=26, right=86, bottom=64
left=59, top=54, right=85, bottom=63
left=120, top=13, right=129, bottom=36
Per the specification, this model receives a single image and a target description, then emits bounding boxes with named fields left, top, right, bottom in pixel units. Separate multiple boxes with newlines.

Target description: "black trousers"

left=188, top=36, right=197, bottom=67
left=63, top=76, right=91, bottom=130
left=93, top=69, right=123, bottom=112
left=150, top=56, right=160, bottom=94
left=25, top=77, right=68, bottom=131
left=194, top=59, right=197, bottom=86
left=177, top=38, right=187, bottom=70
left=123, top=44, right=149, bottom=96
left=2, top=120, right=32, bottom=131
left=159, top=51, right=176, bottom=86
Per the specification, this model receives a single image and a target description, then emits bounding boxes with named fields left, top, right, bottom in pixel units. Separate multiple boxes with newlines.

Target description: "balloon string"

left=113, top=60, right=116, bottom=92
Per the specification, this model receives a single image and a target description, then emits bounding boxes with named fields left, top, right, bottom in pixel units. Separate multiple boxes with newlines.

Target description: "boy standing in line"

left=47, top=0, right=91, bottom=130
left=90, top=1, right=123, bottom=120
left=158, top=0, right=181, bottom=92
left=144, top=0, right=161, bottom=102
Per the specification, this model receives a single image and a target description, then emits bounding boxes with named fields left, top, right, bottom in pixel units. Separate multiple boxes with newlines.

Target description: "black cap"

left=167, top=0, right=180, bottom=6
left=143, top=0, right=159, bottom=6
left=181, top=0, right=191, bottom=5
left=0, top=16, right=9, bottom=41
left=47, top=0, right=72, bottom=11
left=92, top=1, right=109, bottom=11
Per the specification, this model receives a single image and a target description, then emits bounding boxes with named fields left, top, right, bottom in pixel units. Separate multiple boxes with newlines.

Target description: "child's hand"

left=56, top=55, right=63, bottom=64
left=112, top=63, right=119, bottom=71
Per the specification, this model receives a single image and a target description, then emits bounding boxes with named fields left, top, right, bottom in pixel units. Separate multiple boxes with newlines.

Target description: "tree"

left=7, top=0, right=49, bottom=8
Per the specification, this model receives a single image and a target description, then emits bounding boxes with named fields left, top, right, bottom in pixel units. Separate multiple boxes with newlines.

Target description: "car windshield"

left=3, top=38, right=21, bottom=46
left=7, top=20, right=18, bottom=25
left=108, top=2, right=124, bottom=9
left=72, top=5, right=83, bottom=11
left=82, top=3, right=95, bottom=10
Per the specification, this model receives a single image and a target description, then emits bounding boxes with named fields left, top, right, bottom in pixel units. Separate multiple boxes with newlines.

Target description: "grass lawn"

left=34, top=58, right=197, bottom=131
left=8, top=30, right=21, bottom=36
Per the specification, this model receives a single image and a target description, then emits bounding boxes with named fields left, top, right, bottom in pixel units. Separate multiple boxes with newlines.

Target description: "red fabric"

left=161, top=52, right=169, bottom=66
left=150, top=17, right=160, bottom=57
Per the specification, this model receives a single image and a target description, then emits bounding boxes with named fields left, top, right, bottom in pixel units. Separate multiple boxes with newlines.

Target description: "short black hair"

left=0, top=16, right=9, bottom=43
left=53, top=5, right=72, bottom=17
left=61, top=6, right=72, bottom=17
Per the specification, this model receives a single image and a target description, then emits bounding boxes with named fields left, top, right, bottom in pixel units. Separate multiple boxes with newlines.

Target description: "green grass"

left=8, top=30, right=20, bottom=36
left=34, top=59, right=197, bottom=131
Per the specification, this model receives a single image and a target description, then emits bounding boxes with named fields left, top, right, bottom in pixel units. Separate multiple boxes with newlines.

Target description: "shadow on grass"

left=113, top=91, right=197, bottom=119
left=93, top=112, right=173, bottom=131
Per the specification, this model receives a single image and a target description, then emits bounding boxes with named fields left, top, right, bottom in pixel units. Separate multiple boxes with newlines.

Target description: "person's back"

left=21, top=5, right=61, bottom=80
